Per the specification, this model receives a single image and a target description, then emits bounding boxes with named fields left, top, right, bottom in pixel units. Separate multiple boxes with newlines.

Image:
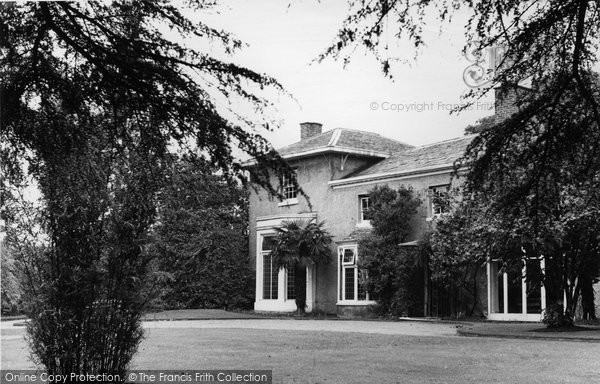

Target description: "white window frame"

left=341, top=247, right=356, bottom=266
left=337, top=245, right=376, bottom=305
left=487, top=257, right=546, bottom=321
left=255, top=215, right=316, bottom=312
left=260, top=235, right=278, bottom=301
left=357, top=195, right=371, bottom=227
left=278, top=171, right=298, bottom=206
left=428, top=185, right=450, bottom=218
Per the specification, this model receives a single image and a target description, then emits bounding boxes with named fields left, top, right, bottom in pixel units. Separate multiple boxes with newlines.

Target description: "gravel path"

left=142, top=318, right=459, bottom=337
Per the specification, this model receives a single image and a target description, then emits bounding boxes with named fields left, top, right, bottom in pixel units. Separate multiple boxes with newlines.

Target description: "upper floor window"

left=359, top=195, right=371, bottom=224
left=281, top=172, right=298, bottom=201
left=429, top=185, right=450, bottom=216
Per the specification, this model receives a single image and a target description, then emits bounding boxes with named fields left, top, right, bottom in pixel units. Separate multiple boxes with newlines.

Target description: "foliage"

left=148, top=156, right=254, bottom=310
left=17, top=112, right=161, bottom=376
left=1, top=242, right=22, bottom=315
left=0, top=1, right=298, bottom=374
left=323, top=1, right=600, bottom=320
left=426, top=201, right=496, bottom=317
left=270, top=220, right=333, bottom=314
left=1, top=176, right=45, bottom=316
left=552, top=209, right=600, bottom=320
left=428, top=187, right=600, bottom=321
left=542, top=304, right=574, bottom=328
left=464, top=116, right=495, bottom=135
left=322, top=1, right=600, bottom=118
left=367, top=184, right=421, bottom=244
left=358, top=185, right=422, bottom=316
left=1, top=0, right=296, bottom=200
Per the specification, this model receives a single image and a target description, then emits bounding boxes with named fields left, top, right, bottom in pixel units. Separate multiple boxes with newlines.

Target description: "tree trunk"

left=581, top=276, right=596, bottom=320
left=294, top=263, right=306, bottom=315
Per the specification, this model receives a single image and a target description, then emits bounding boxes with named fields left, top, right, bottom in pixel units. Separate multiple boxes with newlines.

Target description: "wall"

left=248, top=153, right=380, bottom=313
left=249, top=152, right=462, bottom=314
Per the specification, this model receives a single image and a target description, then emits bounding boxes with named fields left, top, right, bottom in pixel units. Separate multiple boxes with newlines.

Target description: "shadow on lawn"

left=530, top=325, right=600, bottom=333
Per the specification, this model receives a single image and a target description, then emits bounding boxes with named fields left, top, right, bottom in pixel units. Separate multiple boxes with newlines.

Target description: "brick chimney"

left=300, top=122, right=323, bottom=140
left=494, top=85, right=531, bottom=124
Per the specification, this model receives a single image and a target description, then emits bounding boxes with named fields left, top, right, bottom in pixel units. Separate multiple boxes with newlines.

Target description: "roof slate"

left=351, top=135, right=475, bottom=178
left=277, top=128, right=413, bottom=157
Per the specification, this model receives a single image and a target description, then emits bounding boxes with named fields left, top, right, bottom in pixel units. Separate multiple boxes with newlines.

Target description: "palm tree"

left=270, top=220, right=333, bottom=314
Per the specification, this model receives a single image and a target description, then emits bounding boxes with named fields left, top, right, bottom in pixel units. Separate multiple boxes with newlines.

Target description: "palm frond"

left=270, top=219, right=333, bottom=269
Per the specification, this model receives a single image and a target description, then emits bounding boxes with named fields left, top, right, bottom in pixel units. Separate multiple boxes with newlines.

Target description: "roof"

left=329, top=135, right=475, bottom=186
left=277, top=128, right=413, bottom=160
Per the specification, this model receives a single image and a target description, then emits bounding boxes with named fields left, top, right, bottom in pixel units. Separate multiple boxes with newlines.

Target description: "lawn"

left=3, top=323, right=599, bottom=384
left=133, top=327, right=599, bottom=384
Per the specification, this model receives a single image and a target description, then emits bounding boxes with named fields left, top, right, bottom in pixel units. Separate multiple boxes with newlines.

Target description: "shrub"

left=358, top=185, right=423, bottom=316
left=359, top=243, right=424, bottom=316
left=150, top=157, right=255, bottom=310
left=542, top=304, right=574, bottom=328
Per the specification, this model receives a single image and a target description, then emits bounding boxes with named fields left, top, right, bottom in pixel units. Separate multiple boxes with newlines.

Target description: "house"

left=247, top=89, right=554, bottom=321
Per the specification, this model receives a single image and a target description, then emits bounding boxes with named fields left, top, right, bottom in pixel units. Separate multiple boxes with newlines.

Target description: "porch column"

left=487, top=262, right=492, bottom=315
left=540, top=258, right=547, bottom=311
left=522, top=263, right=527, bottom=315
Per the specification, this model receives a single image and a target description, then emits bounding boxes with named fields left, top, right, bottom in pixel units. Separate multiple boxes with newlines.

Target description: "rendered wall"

left=249, top=152, right=462, bottom=314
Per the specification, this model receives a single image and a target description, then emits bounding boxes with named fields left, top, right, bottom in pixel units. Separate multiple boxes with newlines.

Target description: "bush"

left=542, top=304, right=574, bottom=328
left=359, top=236, right=425, bottom=316
left=149, top=157, right=255, bottom=310
left=358, top=185, right=423, bottom=316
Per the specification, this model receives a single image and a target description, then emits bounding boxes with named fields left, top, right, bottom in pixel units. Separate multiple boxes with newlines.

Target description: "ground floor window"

left=286, top=267, right=295, bottom=300
left=487, top=258, right=546, bottom=321
left=262, top=236, right=278, bottom=300
left=338, top=245, right=369, bottom=302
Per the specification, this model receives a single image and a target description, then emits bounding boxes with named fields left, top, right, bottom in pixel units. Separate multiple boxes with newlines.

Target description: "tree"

left=427, top=181, right=600, bottom=322
left=426, top=200, right=497, bottom=318
left=1, top=1, right=293, bottom=192
left=322, top=0, right=600, bottom=318
left=322, top=1, right=600, bottom=122
left=358, top=185, right=422, bottom=316
left=0, top=1, right=295, bottom=376
left=1, top=242, right=22, bottom=315
left=270, top=220, right=333, bottom=314
left=148, top=156, right=254, bottom=310
left=464, top=116, right=495, bottom=135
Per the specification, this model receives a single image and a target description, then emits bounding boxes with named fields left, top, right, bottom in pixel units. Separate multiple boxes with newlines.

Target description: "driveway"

left=3, top=318, right=599, bottom=384
left=1, top=318, right=457, bottom=370
left=142, top=319, right=458, bottom=337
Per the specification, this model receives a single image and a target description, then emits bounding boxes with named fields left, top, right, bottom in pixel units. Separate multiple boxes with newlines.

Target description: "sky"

left=200, top=0, right=495, bottom=148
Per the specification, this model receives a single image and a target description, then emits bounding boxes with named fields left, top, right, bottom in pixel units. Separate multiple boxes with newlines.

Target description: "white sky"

left=201, top=0, right=495, bottom=148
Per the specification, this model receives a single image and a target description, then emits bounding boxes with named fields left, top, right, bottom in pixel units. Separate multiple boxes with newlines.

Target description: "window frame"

left=285, top=266, right=295, bottom=300
left=261, top=235, right=278, bottom=300
left=358, top=195, right=371, bottom=225
left=341, top=247, right=356, bottom=266
left=429, top=184, right=451, bottom=217
left=337, top=244, right=375, bottom=305
left=278, top=170, right=298, bottom=206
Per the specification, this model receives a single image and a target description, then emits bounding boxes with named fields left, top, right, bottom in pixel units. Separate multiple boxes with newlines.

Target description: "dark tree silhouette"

left=0, top=1, right=295, bottom=376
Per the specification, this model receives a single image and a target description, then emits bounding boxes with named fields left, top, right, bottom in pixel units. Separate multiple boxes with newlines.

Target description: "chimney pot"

left=300, top=122, right=323, bottom=140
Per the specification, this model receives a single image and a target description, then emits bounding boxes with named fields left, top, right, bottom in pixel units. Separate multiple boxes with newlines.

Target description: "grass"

left=132, top=328, right=600, bottom=384
left=4, top=322, right=599, bottom=383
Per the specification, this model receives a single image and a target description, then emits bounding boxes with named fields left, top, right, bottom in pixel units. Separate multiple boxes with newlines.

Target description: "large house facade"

left=247, top=90, right=589, bottom=321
